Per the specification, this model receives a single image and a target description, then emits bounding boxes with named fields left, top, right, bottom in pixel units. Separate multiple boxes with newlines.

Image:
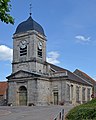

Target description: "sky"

left=0, top=0, right=96, bottom=81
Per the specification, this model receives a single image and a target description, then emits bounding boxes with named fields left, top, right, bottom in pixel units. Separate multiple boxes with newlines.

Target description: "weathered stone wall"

left=8, top=82, right=17, bottom=106
left=37, top=79, right=50, bottom=105
left=12, top=31, right=46, bottom=74
left=65, top=80, right=92, bottom=105
left=27, top=79, right=38, bottom=105
left=0, top=95, right=7, bottom=106
left=50, top=79, right=66, bottom=105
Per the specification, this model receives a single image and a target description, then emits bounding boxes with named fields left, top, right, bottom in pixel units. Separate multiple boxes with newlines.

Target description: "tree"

left=0, top=0, right=14, bottom=24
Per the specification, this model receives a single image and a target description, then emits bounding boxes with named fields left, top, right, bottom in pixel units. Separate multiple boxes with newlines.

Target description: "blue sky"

left=0, top=0, right=96, bottom=81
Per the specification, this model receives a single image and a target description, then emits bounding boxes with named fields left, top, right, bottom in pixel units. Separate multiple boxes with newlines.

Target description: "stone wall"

left=65, top=80, right=92, bottom=105
left=8, top=82, right=17, bottom=106
left=27, top=79, right=38, bottom=105
left=37, top=78, right=50, bottom=105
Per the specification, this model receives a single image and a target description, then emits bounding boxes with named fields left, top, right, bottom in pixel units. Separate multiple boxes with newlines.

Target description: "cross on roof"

left=30, top=4, right=32, bottom=16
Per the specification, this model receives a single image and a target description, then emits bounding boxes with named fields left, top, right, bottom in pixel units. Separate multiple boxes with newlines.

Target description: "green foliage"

left=65, top=99, right=96, bottom=120
left=0, top=0, right=14, bottom=24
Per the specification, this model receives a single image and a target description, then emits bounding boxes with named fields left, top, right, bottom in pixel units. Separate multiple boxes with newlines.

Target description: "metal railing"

left=53, top=109, right=64, bottom=120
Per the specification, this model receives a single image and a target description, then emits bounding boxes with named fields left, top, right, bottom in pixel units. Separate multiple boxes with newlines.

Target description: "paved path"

left=0, top=105, right=74, bottom=120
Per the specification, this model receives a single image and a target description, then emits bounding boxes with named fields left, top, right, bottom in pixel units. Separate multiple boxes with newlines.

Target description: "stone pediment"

left=7, top=70, right=40, bottom=79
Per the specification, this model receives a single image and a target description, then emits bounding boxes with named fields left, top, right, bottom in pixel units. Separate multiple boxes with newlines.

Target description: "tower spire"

left=29, top=4, right=32, bottom=16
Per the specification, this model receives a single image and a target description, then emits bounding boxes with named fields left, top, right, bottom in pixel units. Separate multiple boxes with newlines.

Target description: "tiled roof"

left=48, top=63, right=92, bottom=86
left=0, top=82, right=8, bottom=95
left=74, top=69, right=96, bottom=85
left=67, top=70, right=92, bottom=86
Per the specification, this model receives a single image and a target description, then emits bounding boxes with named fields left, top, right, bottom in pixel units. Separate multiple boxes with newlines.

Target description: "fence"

left=53, top=109, right=64, bottom=120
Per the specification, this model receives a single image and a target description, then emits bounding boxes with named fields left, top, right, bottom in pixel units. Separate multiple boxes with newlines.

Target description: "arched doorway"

left=19, top=86, right=27, bottom=106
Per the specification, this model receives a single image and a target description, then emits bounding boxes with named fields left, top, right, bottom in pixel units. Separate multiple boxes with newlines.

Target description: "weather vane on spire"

left=29, top=4, right=32, bottom=16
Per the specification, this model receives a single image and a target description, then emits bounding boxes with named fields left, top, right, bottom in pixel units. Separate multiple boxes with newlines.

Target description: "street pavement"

left=0, top=105, right=74, bottom=120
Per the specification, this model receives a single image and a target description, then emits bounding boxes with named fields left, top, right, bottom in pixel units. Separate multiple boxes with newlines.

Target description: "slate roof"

left=48, top=63, right=92, bottom=86
left=0, top=82, right=8, bottom=95
left=48, top=63, right=67, bottom=72
left=15, top=16, right=45, bottom=36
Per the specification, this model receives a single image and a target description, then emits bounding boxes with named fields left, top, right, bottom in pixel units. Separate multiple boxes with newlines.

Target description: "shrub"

left=65, top=99, right=96, bottom=120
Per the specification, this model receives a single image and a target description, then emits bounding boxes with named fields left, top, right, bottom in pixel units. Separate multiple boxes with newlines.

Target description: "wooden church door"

left=19, top=86, right=27, bottom=106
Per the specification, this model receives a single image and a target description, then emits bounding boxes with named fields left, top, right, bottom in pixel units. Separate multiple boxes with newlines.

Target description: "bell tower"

left=12, top=15, right=47, bottom=74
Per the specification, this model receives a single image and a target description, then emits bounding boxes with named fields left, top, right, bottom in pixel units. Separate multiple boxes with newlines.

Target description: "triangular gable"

left=6, top=70, right=41, bottom=79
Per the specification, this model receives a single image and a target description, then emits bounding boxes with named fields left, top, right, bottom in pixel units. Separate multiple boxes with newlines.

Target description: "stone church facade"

left=7, top=15, right=93, bottom=106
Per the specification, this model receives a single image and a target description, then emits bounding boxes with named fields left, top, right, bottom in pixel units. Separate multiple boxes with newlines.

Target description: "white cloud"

left=46, top=51, right=60, bottom=64
left=0, top=45, right=13, bottom=61
left=75, top=35, right=91, bottom=43
left=0, top=45, right=60, bottom=65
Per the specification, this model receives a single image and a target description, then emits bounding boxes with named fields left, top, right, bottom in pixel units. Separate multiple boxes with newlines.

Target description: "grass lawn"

left=65, top=99, right=96, bottom=120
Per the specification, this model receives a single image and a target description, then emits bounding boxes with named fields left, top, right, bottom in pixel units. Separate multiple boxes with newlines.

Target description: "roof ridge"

left=47, top=62, right=67, bottom=71
left=75, top=69, right=96, bottom=83
left=73, top=72, right=93, bottom=86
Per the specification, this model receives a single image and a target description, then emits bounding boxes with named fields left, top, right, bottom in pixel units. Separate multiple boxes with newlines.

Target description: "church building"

left=7, top=14, right=93, bottom=106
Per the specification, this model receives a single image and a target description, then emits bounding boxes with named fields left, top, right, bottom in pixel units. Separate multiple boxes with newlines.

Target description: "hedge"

left=65, top=99, right=96, bottom=120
